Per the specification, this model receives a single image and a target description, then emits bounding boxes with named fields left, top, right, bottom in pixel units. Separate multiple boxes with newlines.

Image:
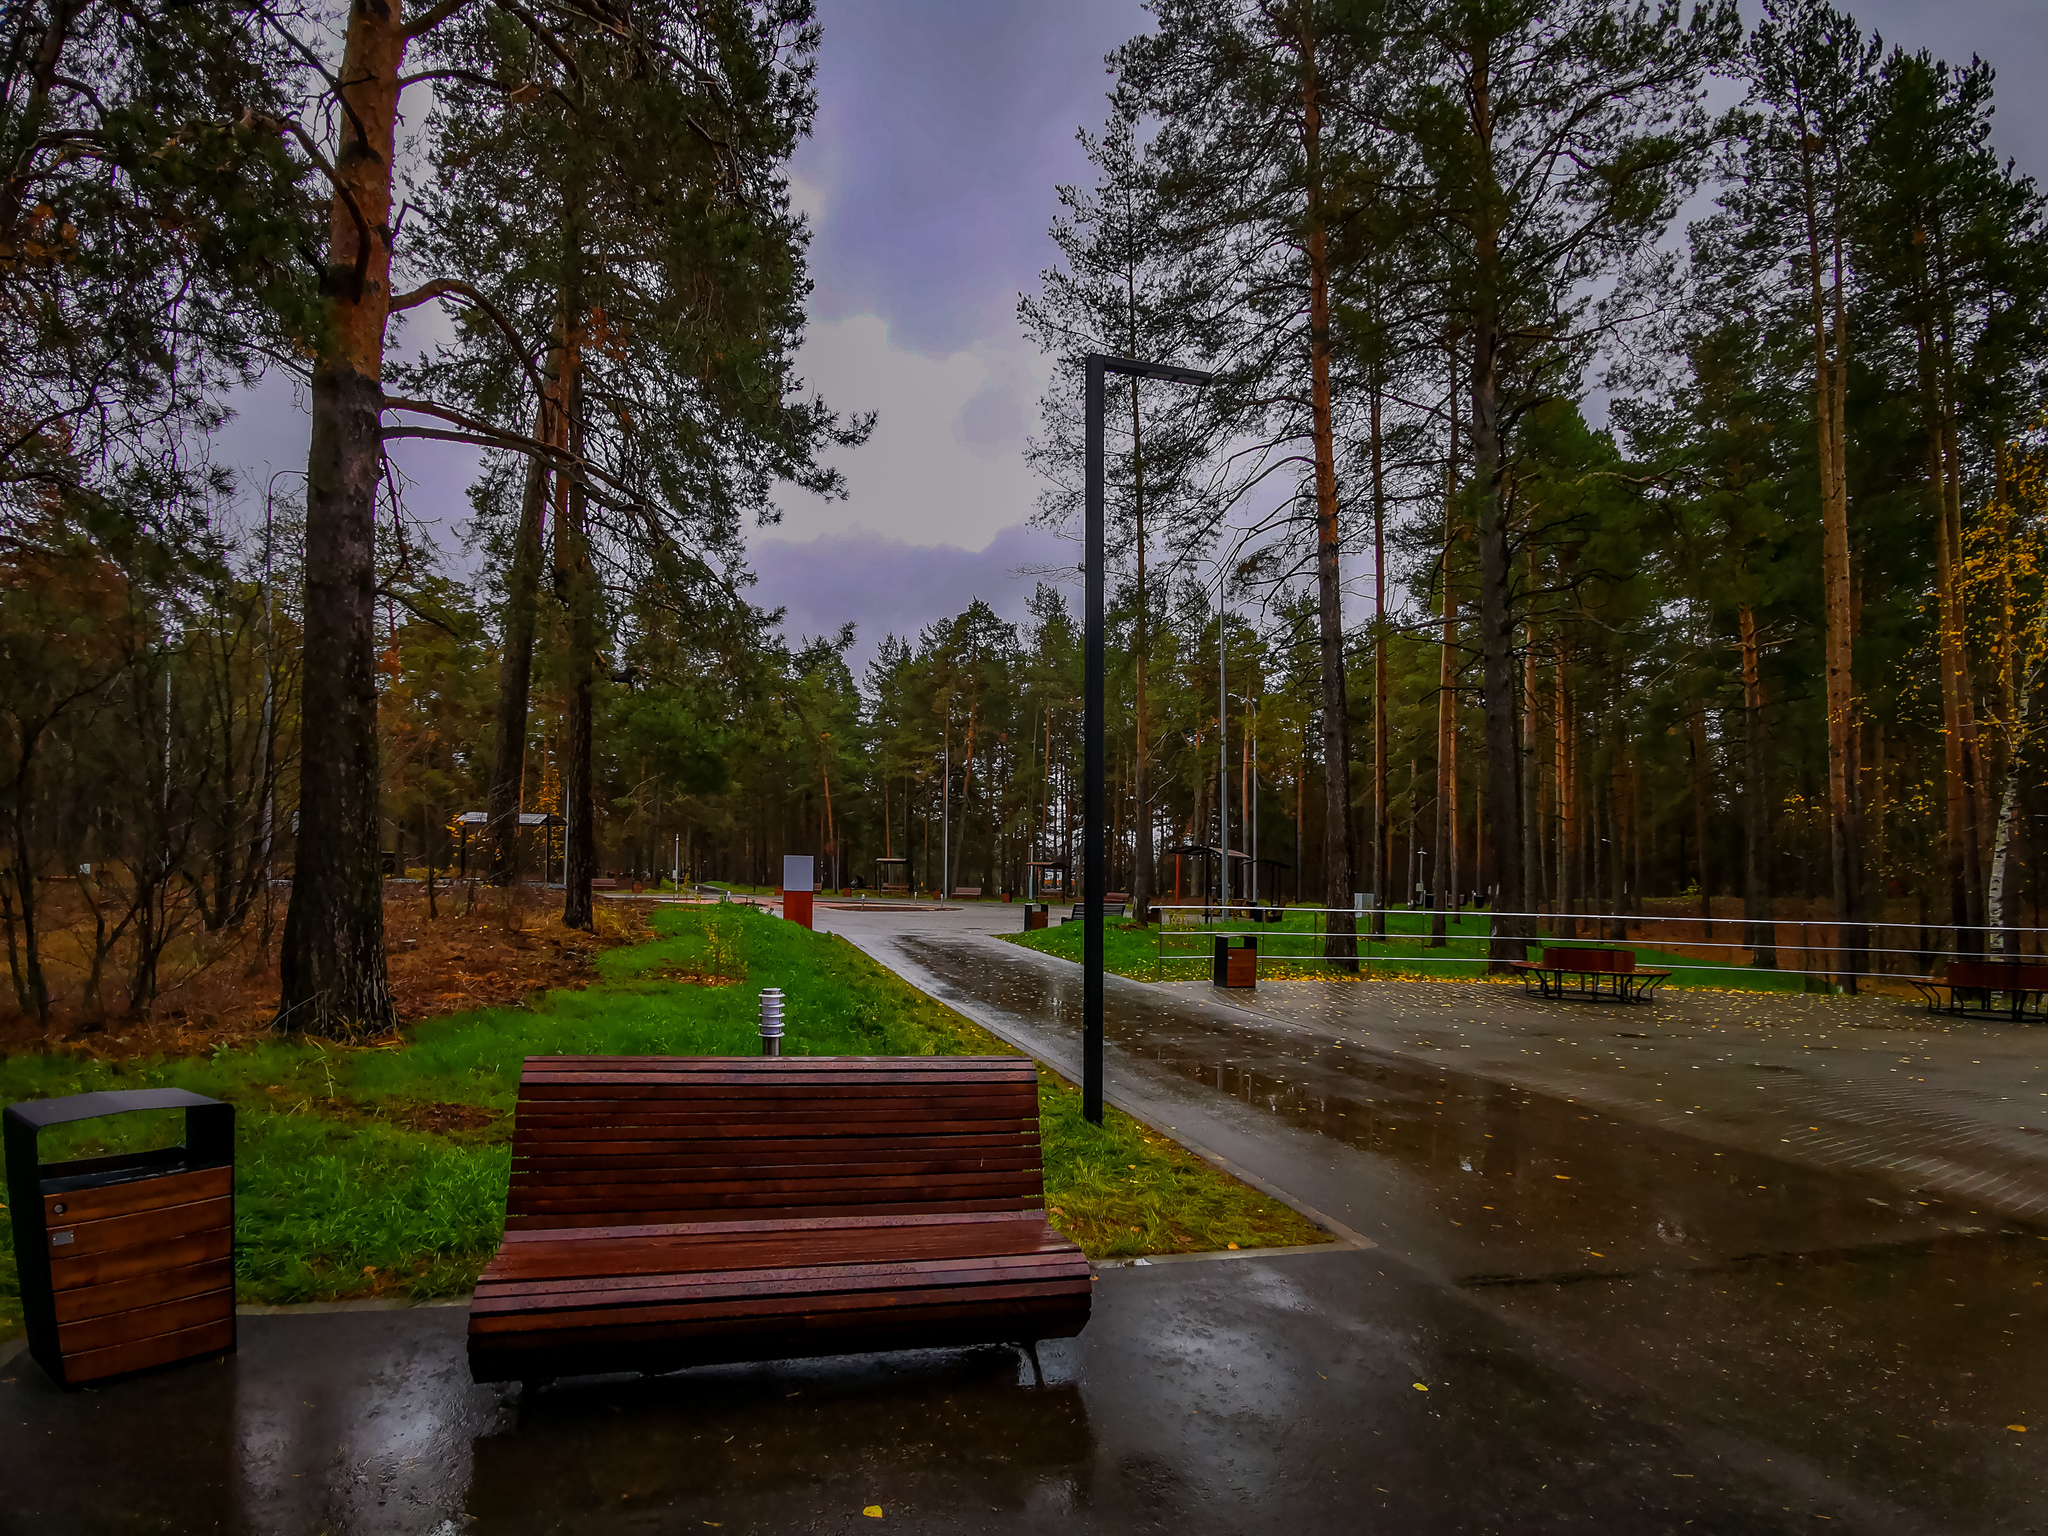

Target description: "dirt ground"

left=0, top=885, right=651, bottom=1060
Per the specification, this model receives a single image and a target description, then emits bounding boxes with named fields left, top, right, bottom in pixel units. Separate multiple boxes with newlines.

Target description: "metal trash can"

left=1023, top=903, right=1049, bottom=932
left=4, top=1088, right=236, bottom=1388
left=1212, top=935, right=1258, bottom=989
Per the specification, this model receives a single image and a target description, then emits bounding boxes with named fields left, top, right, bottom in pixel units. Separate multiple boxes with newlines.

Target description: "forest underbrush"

left=0, top=886, right=646, bottom=1058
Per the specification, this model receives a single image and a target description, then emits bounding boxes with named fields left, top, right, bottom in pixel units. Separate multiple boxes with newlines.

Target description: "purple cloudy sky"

left=214, top=0, right=2048, bottom=671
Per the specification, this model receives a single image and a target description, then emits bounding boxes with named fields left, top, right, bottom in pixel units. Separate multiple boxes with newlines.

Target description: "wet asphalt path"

left=820, top=904, right=2048, bottom=1534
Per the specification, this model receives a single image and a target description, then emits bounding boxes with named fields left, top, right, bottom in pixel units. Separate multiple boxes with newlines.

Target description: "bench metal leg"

left=1018, top=1339, right=1045, bottom=1388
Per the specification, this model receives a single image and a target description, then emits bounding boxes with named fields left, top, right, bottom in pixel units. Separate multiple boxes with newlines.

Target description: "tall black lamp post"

left=1083, top=352, right=1212, bottom=1124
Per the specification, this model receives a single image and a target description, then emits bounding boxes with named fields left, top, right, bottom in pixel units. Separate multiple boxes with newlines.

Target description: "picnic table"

left=1511, top=945, right=1671, bottom=1003
left=1909, top=960, right=2048, bottom=1022
left=466, top=1055, right=1090, bottom=1387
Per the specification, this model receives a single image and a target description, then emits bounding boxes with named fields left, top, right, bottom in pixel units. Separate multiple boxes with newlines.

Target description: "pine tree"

left=1390, top=0, right=1737, bottom=962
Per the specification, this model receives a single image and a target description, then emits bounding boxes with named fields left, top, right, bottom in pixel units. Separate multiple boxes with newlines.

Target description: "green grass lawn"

left=1005, top=905, right=1811, bottom=992
left=0, top=904, right=1323, bottom=1338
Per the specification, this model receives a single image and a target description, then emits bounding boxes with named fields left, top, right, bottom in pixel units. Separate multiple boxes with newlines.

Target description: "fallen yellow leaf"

left=1227, top=1242, right=1239, bottom=1250
left=2009, top=1425, right=2027, bottom=1433
left=1555, top=1174, right=1570, bottom=1180
left=864, top=1507, right=883, bottom=1519
left=1413, top=1383, right=1428, bottom=1392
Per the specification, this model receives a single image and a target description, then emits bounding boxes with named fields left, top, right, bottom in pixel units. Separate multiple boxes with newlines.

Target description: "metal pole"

left=941, top=745, right=950, bottom=902
left=1080, top=353, right=1212, bottom=1127
left=1251, top=707, right=1258, bottom=905
left=1083, top=355, right=1106, bottom=1124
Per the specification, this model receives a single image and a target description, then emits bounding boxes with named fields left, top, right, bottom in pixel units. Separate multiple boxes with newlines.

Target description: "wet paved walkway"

left=3, top=904, right=2043, bottom=1533
left=822, top=905, right=2048, bottom=1533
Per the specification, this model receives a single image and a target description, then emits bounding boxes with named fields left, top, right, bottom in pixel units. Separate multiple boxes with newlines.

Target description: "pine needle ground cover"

left=1006, top=907, right=1813, bottom=992
left=0, top=903, right=1323, bottom=1338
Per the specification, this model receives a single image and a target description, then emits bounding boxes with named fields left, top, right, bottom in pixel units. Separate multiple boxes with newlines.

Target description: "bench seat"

left=467, top=1055, right=1090, bottom=1384
left=470, top=1210, right=1088, bottom=1382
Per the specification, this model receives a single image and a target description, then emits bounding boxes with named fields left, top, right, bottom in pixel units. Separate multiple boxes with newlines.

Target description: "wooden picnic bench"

left=466, top=1055, right=1091, bottom=1386
left=1511, top=945, right=1671, bottom=1003
left=952, top=887, right=982, bottom=899
left=1909, top=960, right=2048, bottom=1022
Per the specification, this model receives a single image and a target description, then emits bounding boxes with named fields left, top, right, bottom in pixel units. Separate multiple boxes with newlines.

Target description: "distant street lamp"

left=1083, top=353, right=1212, bottom=1125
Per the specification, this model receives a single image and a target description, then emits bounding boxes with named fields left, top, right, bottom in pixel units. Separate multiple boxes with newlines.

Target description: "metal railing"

left=1142, top=902, right=2048, bottom=990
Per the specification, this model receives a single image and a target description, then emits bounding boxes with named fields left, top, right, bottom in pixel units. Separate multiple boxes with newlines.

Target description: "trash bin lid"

left=4, top=1088, right=226, bottom=1131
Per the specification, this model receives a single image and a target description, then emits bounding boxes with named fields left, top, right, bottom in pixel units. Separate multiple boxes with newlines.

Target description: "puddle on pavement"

left=898, top=936, right=2044, bottom=1286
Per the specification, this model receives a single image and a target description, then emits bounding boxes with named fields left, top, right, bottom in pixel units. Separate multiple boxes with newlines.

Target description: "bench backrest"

left=504, top=1055, right=1046, bottom=1231
left=1543, top=946, right=1635, bottom=973
left=1949, top=958, right=2015, bottom=991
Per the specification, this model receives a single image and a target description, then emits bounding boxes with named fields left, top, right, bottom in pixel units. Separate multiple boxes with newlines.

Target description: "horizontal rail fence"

left=1144, top=903, right=2048, bottom=989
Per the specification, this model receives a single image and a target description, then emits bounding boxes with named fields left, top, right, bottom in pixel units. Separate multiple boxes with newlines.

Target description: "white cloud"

left=765, top=312, right=1053, bottom=549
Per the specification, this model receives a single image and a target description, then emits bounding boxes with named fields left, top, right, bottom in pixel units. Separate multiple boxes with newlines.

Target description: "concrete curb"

left=236, top=1297, right=470, bottom=1316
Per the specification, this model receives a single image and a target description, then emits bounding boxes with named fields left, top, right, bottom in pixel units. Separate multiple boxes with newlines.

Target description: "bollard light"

left=758, top=988, right=784, bottom=1057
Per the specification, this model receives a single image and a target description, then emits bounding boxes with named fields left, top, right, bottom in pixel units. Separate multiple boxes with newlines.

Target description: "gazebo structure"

left=875, top=855, right=910, bottom=894
left=1024, top=859, right=1069, bottom=902
left=454, top=810, right=567, bottom=883
left=1161, top=843, right=1253, bottom=909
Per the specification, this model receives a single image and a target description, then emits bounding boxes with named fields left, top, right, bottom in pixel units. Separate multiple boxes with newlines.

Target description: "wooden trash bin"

left=4, top=1088, right=236, bottom=1388
left=1023, top=902, right=1049, bottom=931
left=1213, top=935, right=1258, bottom=989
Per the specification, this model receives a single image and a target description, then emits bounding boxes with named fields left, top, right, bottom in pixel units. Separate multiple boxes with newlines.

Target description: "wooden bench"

left=466, top=1055, right=1090, bottom=1385
left=1064, top=902, right=1127, bottom=922
left=1511, top=945, right=1671, bottom=1003
left=951, top=887, right=982, bottom=899
left=1910, top=961, right=2048, bottom=1022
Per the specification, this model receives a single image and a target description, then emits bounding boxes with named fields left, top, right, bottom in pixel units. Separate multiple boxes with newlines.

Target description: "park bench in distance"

left=1064, top=901, right=1127, bottom=922
left=1510, top=945, right=1671, bottom=1003
left=1909, top=960, right=2048, bottom=1022
left=466, top=1055, right=1091, bottom=1387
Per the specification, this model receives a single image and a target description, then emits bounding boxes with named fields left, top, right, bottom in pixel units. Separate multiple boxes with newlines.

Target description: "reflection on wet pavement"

left=892, top=932, right=2010, bottom=1281
left=872, top=922, right=2048, bottom=1529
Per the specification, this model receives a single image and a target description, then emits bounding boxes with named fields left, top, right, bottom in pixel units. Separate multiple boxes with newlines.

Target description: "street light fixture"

left=1083, top=353, right=1213, bottom=1125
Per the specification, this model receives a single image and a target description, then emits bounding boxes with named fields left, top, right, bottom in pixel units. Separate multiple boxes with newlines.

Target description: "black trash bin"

left=4, top=1088, right=236, bottom=1388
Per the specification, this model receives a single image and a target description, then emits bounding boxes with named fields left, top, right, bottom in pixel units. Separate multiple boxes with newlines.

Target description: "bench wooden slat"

left=511, top=1133, right=1037, bottom=1160
left=474, top=1252, right=1086, bottom=1312
left=512, top=1156, right=1043, bottom=1185
left=482, top=1216, right=1069, bottom=1280
left=506, top=1196, right=1047, bottom=1228
left=468, top=1054, right=1090, bottom=1382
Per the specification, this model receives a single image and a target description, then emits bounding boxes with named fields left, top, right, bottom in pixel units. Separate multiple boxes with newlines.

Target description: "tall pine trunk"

left=1738, top=602, right=1777, bottom=967
left=1370, top=378, right=1388, bottom=938
left=1301, top=28, right=1355, bottom=960
left=1466, top=45, right=1524, bottom=965
left=1797, top=132, right=1860, bottom=990
left=1431, top=377, right=1459, bottom=945
left=558, top=181, right=597, bottom=932
left=277, top=0, right=405, bottom=1035
left=487, top=368, right=561, bottom=884
left=1688, top=696, right=1714, bottom=940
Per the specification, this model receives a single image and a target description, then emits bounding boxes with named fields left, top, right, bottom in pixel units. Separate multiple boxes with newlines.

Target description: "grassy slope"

left=1006, top=906, right=1810, bottom=992
left=0, top=904, right=1322, bottom=1337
